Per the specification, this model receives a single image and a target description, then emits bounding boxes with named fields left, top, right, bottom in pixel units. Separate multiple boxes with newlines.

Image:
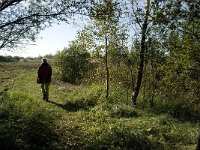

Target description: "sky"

left=0, top=22, right=78, bottom=58
left=24, top=22, right=78, bottom=57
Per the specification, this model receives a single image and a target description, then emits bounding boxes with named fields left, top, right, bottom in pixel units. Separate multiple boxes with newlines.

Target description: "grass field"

left=0, top=61, right=199, bottom=150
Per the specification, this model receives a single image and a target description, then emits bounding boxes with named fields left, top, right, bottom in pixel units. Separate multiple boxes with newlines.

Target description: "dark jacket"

left=37, top=62, right=52, bottom=83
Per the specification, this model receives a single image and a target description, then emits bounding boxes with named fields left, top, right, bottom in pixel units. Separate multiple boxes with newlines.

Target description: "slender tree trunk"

left=130, top=67, right=135, bottom=93
left=131, top=0, right=150, bottom=105
left=150, top=60, right=156, bottom=107
left=105, top=33, right=109, bottom=100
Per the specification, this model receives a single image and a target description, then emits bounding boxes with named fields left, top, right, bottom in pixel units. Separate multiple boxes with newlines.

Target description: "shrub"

left=55, top=44, right=91, bottom=84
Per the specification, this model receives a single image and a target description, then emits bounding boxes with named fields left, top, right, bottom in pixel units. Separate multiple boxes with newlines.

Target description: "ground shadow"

left=48, top=100, right=81, bottom=112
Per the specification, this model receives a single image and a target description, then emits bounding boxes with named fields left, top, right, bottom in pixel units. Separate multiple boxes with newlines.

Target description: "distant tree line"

left=0, top=53, right=54, bottom=62
left=0, top=55, right=23, bottom=62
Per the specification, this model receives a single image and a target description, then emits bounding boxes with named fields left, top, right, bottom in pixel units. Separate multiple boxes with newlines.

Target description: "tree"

left=89, top=0, right=121, bottom=100
left=55, top=40, right=90, bottom=84
left=131, top=0, right=151, bottom=105
left=0, top=0, right=88, bottom=51
left=132, top=0, right=200, bottom=118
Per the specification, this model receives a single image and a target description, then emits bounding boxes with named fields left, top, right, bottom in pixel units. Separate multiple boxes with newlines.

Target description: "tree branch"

left=0, top=0, right=23, bottom=12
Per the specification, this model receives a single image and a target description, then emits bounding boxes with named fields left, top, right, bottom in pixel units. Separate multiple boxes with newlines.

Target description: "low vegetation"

left=0, top=62, right=199, bottom=150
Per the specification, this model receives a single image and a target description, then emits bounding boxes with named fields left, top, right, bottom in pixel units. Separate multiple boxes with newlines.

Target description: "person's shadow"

left=48, top=100, right=80, bottom=112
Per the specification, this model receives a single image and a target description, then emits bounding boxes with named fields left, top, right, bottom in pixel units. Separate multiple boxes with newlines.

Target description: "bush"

left=55, top=44, right=91, bottom=84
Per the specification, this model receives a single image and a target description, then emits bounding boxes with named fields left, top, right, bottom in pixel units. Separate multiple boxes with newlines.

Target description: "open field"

left=0, top=61, right=199, bottom=150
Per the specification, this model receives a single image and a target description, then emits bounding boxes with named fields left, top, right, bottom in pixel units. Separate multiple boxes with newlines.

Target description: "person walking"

left=37, top=58, right=52, bottom=102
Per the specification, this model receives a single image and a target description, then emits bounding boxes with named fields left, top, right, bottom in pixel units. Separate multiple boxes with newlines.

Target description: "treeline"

left=0, top=54, right=54, bottom=62
left=0, top=55, right=24, bottom=62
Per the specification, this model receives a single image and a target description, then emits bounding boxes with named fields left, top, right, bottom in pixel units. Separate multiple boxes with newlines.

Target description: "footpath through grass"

left=0, top=62, right=199, bottom=150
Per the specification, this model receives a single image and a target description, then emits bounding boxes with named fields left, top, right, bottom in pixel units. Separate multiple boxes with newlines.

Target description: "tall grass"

left=0, top=90, right=62, bottom=150
left=51, top=85, right=199, bottom=149
left=0, top=65, right=199, bottom=150
left=138, top=95, right=200, bottom=122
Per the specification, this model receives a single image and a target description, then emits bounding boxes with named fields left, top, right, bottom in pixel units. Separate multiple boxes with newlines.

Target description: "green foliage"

left=55, top=43, right=91, bottom=84
left=139, top=24, right=200, bottom=120
left=130, top=0, right=200, bottom=119
left=89, top=0, right=120, bottom=24
left=0, top=65, right=199, bottom=150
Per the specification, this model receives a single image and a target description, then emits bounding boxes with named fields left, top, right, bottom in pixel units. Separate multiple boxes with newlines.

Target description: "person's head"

left=42, top=58, right=47, bottom=63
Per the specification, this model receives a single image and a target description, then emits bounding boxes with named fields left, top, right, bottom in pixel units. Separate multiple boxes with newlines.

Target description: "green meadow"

left=0, top=61, right=199, bottom=150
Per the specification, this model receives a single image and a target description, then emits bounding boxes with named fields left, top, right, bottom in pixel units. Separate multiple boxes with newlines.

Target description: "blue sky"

left=24, top=22, right=78, bottom=57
